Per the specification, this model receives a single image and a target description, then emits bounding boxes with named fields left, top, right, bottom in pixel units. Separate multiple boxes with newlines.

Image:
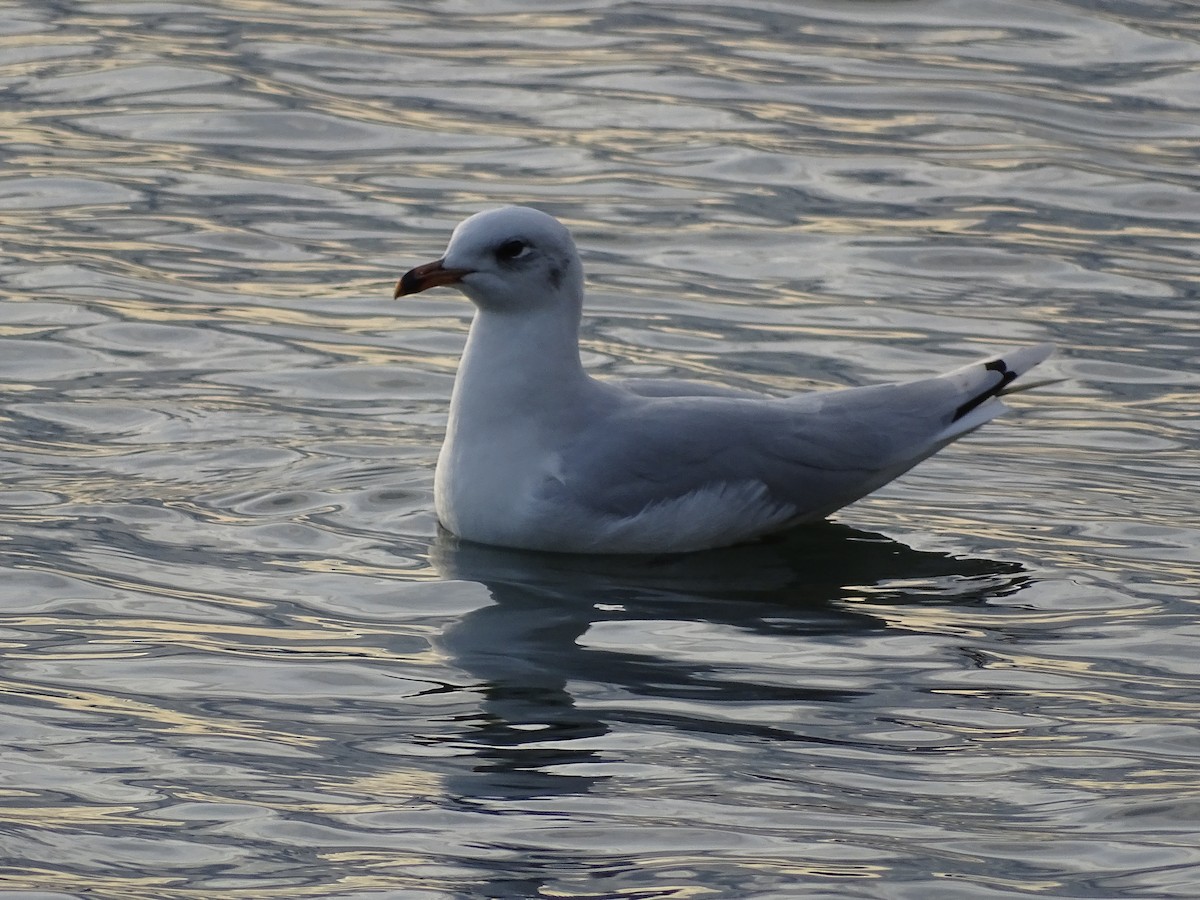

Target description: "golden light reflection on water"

left=2, top=614, right=440, bottom=659
left=540, top=881, right=724, bottom=898
left=0, top=871, right=450, bottom=900
left=0, top=676, right=317, bottom=745
left=0, top=804, right=176, bottom=828
left=806, top=214, right=986, bottom=235
left=0, top=872, right=183, bottom=899
left=176, top=781, right=439, bottom=817
left=12, top=563, right=274, bottom=610
left=979, top=651, right=1200, bottom=694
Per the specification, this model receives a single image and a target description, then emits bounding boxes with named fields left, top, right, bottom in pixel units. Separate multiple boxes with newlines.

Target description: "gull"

left=394, top=206, right=1053, bottom=554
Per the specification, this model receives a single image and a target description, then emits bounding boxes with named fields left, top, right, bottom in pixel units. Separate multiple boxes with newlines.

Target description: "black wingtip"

left=953, top=358, right=1018, bottom=422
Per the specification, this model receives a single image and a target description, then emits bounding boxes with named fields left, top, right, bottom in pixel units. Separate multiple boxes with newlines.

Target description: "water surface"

left=1, top=1, right=1198, bottom=897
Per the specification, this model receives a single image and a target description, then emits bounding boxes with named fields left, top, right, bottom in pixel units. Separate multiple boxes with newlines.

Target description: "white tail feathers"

left=937, top=342, right=1055, bottom=439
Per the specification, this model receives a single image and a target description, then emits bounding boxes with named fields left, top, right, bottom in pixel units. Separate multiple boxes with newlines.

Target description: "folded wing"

left=550, top=344, right=1054, bottom=547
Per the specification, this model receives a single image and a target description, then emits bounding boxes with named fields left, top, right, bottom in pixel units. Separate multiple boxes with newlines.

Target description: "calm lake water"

left=1, top=1, right=1198, bottom=897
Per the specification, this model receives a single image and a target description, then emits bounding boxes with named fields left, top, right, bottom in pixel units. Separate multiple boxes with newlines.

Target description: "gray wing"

left=619, top=378, right=768, bottom=400
left=556, top=344, right=1054, bottom=522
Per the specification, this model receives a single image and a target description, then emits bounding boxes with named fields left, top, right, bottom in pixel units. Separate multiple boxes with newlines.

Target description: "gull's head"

left=394, top=206, right=583, bottom=313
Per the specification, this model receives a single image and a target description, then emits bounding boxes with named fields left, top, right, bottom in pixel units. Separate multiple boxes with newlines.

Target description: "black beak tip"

left=394, top=269, right=419, bottom=299
left=393, top=260, right=470, bottom=299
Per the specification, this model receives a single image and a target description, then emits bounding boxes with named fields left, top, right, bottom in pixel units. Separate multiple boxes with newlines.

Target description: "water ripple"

left=1, top=0, right=1198, bottom=897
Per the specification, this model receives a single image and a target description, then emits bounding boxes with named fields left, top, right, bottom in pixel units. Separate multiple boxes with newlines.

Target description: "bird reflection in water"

left=429, top=523, right=1027, bottom=801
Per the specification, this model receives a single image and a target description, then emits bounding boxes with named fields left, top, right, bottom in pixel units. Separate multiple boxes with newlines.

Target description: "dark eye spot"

left=494, top=239, right=529, bottom=263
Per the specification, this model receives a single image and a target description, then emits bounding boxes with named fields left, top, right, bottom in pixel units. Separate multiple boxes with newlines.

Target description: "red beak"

left=393, top=259, right=473, bottom=298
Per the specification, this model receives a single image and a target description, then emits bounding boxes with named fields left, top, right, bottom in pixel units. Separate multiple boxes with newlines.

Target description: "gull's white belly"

left=436, top=428, right=799, bottom=553
left=434, top=428, right=564, bottom=548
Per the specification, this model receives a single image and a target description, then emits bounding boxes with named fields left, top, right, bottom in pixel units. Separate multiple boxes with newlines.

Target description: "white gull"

left=394, top=206, right=1053, bottom=554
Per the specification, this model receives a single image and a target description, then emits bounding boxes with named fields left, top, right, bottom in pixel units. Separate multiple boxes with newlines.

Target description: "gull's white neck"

left=450, top=301, right=589, bottom=426
left=435, top=298, right=597, bottom=538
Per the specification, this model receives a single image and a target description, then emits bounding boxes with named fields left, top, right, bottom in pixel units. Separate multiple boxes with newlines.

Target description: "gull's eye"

left=494, top=239, right=530, bottom=263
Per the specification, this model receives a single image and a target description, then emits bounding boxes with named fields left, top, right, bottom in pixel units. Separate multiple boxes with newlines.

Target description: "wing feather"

left=551, top=344, right=1054, bottom=525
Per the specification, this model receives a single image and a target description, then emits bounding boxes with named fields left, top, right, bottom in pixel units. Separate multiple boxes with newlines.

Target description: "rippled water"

left=1, top=1, right=1198, bottom=897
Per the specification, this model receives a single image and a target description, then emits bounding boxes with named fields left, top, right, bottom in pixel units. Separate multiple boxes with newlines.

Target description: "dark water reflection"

left=435, top=524, right=1027, bottom=800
